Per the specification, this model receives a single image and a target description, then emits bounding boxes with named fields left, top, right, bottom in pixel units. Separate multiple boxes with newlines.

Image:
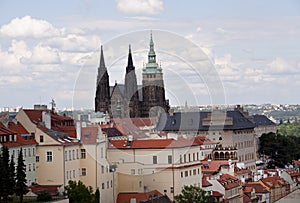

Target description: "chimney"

left=169, top=109, right=174, bottom=116
left=42, top=111, right=51, bottom=129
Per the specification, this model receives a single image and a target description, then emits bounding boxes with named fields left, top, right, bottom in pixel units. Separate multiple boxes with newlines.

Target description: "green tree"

left=65, top=180, right=95, bottom=203
left=95, top=188, right=100, bottom=203
left=0, top=151, right=3, bottom=203
left=174, top=185, right=214, bottom=203
left=1, top=146, right=10, bottom=203
left=37, top=191, right=52, bottom=202
left=8, top=154, right=16, bottom=196
left=15, top=148, right=28, bottom=203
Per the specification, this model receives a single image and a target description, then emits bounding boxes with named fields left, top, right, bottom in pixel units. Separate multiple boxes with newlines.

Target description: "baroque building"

left=95, top=33, right=169, bottom=118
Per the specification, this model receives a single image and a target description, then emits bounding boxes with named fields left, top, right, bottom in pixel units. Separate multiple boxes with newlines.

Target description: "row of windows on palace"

left=66, top=168, right=113, bottom=190
left=35, top=148, right=90, bottom=163
left=151, top=152, right=204, bottom=165
left=9, top=147, right=36, bottom=158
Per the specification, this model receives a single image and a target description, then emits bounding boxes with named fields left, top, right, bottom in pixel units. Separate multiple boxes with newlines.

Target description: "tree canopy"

left=66, top=180, right=97, bottom=203
left=259, top=132, right=300, bottom=168
left=174, top=185, right=214, bottom=203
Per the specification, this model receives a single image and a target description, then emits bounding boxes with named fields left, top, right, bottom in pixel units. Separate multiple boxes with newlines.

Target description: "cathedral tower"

left=124, top=45, right=140, bottom=117
left=141, top=33, right=169, bottom=117
left=95, top=46, right=111, bottom=113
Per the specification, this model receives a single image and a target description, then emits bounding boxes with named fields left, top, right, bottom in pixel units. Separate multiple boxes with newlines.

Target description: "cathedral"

left=95, top=33, right=170, bottom=118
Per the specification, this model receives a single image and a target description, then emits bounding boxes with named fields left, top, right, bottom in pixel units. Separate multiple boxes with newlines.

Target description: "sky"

left=0, top=0, right=300, bottom=110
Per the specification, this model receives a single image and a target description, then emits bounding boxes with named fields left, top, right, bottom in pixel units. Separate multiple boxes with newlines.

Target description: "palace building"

left=95, top=33, right=170, bottom=118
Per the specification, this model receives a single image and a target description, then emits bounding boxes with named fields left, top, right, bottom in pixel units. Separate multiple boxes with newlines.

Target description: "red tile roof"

left=243, top=186, right=253, bottom=193
left=261, top=176, right=287, bottom=188
left=8, top=121, right=29, bottom=134
left=117, top=190, right=163, bottom=203
left=81, top=126, right=99, bottom=144
left=243, top=194, right=252, bottom=203
left=235, top=165, right=251, bottom=175
left=109, top=135, right=209, bottom=149
left=293, top=160, right=300, bottom=165
left=0, top=122, right=37, bottom=147
left=218, top=174, right=240, bottom=190
left=213, top=190, right=223, bottom=197
left=30, top=184, right=62, bottom=196
left=245, top=182, right=269, bottom=193
left=23, top=109, right=76, bottom=138
left=202, top=160, right=229, bottom=173
left=202, top=176, right=212, bottom=187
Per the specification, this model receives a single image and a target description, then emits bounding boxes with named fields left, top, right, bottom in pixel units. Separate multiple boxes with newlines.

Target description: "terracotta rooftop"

left=117, top=190, right=166, bottom=203
left=293, top=160, right=300, bottom=165
left=245, top=182, right=270, bottom=193
left=30, top=184, right=62, bottom=196
left=202, top=176, right=212, bottom=187
left=235, top=165, right=251, bottom=175
left=218, top=174, right=240, bottom=190
left=23, top=109, right=76, bottom=138
left=243, top=186, right=253, bottom=193
left=109, top=135, right=210, bottom=149
left=261, top=176, right=287, bottom=188
left=202, top=159, right=229, bottom=173
left=213, top=190, right=223, bottom=197
left=0, top=122, right=37, bottom=147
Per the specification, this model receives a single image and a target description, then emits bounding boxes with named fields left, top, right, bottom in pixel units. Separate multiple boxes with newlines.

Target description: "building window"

left=40, top=135, right=44, bottom=143
left=73, top=170, right=75, bottom=178
left=180, top=155, right=182, bottom=163
left=24, top=149, right=26, bottom=157
left=139, top=181, right=142, bottom=188
left=28, top=164, right=31, bottom=171
left=101, top=165, right=104, bottom=174
left=197, top=152, right=199, bottom=160
left=46, top=151, right=53, bottom=162
left=28, top=148, right=31, bottom=157
left=111, top=180, right=113, bottom=188
left=153, top=156, right=157, bottom=164
left=76, top=149, right=79, bottom=159
left=64, top=151, right=67, bottom=161
left=101, top=147, right=104, bottom=158
left=168, top=155, right=172, bottom=164
left=72, top=150, right=75, bottom=160
left=138, top=169, right=143, bottom=175
left=81, top=168, right=86, bottom=176
left=181, top=172, right=183, bottom=178
left=36, top=155, right=39, bottom=162
left=33, top=163, right=35, bottom=171
left=102, top=183, right=105, bottom=189
left=69, top=150, right=71, bottom=161
left=81, top=149, right=86, bottom=159
left=131, top=169, right=135, bottom=175
left=32, top=148, right=35, bottom=156
left=185, top=171, right=188, bottom=177
left=107, top=181, right=109, bottom=189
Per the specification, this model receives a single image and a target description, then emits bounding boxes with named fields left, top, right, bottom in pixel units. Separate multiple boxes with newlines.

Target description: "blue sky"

left=0, top=0, right=300, bottom=110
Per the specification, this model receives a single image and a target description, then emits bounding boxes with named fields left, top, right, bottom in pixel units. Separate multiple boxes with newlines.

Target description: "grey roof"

left=110, top=84, right=125, bottom=98
left=253, top=115, right=275, bottom=126
left=155, top=110, right=256, bottom=131
left=110, top=84, right=143, bottom=101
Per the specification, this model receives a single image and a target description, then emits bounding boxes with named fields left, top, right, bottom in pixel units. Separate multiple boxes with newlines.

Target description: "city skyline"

left=1, top=0, right=300, bottom=110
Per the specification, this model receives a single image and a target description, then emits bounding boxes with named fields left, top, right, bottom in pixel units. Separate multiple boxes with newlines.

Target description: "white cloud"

left=0, top=15, right=62, bottom=38
left=267, top=57, right=298, bottom=74
left=21, top=44, right=61, bottom=64
left=45, top=34, right=100, bottom=52
left=116, top=0, right=163, bottom=15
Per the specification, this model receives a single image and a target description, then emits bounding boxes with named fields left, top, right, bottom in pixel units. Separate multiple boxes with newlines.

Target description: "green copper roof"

left=143, top=32, right=162, bottom=74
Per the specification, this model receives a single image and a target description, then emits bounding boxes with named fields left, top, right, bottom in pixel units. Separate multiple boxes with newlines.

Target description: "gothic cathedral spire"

left=125, top=45, right=140, bottom=117
left=95, top=45, right=111, bottom=114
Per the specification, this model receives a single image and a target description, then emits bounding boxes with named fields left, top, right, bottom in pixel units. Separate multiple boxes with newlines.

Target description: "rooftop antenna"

left=50, top=98, right=56, bottom=112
